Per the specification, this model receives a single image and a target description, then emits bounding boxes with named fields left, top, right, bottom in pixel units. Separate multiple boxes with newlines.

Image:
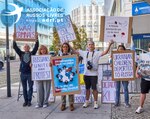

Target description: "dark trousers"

left=20, top=73, right=33, bottom=103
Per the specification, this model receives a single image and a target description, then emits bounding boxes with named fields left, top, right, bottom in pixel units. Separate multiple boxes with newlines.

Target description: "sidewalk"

left=0, top=83, right=150, bottom=119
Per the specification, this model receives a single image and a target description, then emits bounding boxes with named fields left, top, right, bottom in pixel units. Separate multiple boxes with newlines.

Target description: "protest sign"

left=51, top=55, right=80, bottom=96
left=31, top=55, right=51, bottom=81
left=74, top=85, right=92, bottom=103
left=102, top=80, right=116, bottom=103
left=14, top=13, right=36, bottom=41
left=100, top=16, right=132, bottom=44
left=138, top=53, right=150, bottom=77
left=54, top=15, right=76, bottom=43
left=112, top=50, right=135, bottom=81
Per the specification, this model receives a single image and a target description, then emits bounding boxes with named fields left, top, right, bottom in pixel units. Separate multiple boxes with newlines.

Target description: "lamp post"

left=5, top=0, right=11, bottom=97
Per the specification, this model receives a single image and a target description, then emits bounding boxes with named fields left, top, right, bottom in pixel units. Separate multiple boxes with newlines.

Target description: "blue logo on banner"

left=132, top=2, right=150, bottom=16
left=133, top=34, right=150, bottom=40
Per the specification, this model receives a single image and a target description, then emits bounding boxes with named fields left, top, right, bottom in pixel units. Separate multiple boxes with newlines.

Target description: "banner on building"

left=100, top=16, right=132, bottom=44
left=14, top=13, right=36, bottom=41
left=112, top=50, right=135, bottom=81
left=51, top=55, right=80, bottom=96
left=54, top=15, right=76, bottom=44
left=31, top=55, right=52, bottom=81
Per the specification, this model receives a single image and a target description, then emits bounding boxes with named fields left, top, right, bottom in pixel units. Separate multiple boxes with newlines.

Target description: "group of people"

left=13, top=33, right=150, bottom=113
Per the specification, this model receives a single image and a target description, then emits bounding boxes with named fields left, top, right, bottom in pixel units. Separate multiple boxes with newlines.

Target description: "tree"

left=72, top=24, right=88, bottom=50
left=52, top=27, right=61, bottom=54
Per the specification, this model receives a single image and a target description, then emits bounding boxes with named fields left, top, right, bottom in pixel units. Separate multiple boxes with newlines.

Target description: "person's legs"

left=91, top=76, right=98, bottom=109
left=61, top=95, right=66, bottom=111
left=84, top=75, right=91, bottom=101
left=136, top=78, right=150, bottom=113
left=83, top=75, right=91, bottom=108
left=36, top=81, right=44, bottom=107
left=122, top=81, right=129, bottom=106
left=27, top=74, right=33, bottom=106
left=20, top=74, right=28, bottom=106
left=43, top=81, right=51, bottom=107
left=140, top=93, right=146, bottom=108
left=115, top=81, right=121, bottom=106
left=69, top=95, right=74, bottom=111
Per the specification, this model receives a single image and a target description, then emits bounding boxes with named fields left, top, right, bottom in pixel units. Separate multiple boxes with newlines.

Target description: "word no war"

left=114, top=54, right=132, bottom=60
left=32, top=57, right=50, bottom=63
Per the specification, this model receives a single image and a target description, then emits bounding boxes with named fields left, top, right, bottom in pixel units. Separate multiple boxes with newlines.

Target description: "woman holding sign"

left=113, top=45, right=130, bottom=108
left=58, top=42, right=75, bottom=111
left=35, top=45, right=51, bottom=108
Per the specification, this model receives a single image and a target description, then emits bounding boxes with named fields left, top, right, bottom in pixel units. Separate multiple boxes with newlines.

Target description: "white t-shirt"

left=79, top=50, right=102, bottom=76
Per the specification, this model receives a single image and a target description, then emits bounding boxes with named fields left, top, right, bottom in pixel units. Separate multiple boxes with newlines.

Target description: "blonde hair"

left=38, top=45, right=48, bottom=55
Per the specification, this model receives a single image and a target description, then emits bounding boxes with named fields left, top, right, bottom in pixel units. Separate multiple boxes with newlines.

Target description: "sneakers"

left=125, top=104, right=131, bottom=108
left=43, top=104, right=48, bottom=108
left=61, top=104, right=66, bottom=111
left=135, top=106, right=144, bottom=114
left=70, top=104, right=74, bottom=111
left=23, top=102, right=28, bottom=107
left=35, top=104, right=40, bottom=108
left=94, top=102, right=99, bottom=109
left=82, top=101, right=89, bottom=108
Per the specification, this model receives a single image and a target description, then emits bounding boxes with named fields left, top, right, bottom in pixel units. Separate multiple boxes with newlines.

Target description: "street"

left=0, top=60, right=20, bottom=87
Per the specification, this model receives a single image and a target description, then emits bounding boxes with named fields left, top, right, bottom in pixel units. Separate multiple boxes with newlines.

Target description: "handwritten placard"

left=31, top=55, right=51, bottom=81
left=100, top=16, right=132, bottom=44
left=138, top=53, right=150, bottom=77
left=112, top=50, right=135, bottom=81
left=54, top=15, right=76, bottom=43
left=14, top=13, right=36, bottom=41
left=102, top=80, right=116, bottom=103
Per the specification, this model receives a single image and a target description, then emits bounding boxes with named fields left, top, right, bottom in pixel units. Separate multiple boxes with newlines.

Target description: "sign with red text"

left=112, top=50, right=135, bottom=81
left=102, top=80, right=116, bottom=103
left=100, top=16, right=132, bottom=44
left=14, top=13, right=36, bottom=41
left=54, top=15, right=76, bottom=43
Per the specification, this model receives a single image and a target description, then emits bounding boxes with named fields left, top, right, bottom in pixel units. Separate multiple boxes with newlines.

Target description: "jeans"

left=115, top=81, right=129, bottom=105
left=20, top=73, right=33, bottom=103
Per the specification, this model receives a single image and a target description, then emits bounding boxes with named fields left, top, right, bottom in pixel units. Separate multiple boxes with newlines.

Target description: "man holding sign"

left=13, top=33, right=39, bottom=107
left=136, top=43, right=150, bottom=114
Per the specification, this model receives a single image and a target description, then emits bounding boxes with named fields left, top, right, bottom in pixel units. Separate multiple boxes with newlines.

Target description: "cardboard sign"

left=102, top=80, right=116, bottom=103
left=100, top=16, right=132, bottom=44
left=31, top=55, right=51, bottom=81
left=54, top=15, right=76, bottom=43
left=14, top=13, right=36, bottom=41
left=138, top=53, right=150, bottom=77
left=51, top=55, right=80, bottom=96
left=112, top=50, right=135, bottom=81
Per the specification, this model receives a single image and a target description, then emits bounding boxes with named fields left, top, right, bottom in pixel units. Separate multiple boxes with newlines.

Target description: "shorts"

left=141, top=78, right=150, bottom=94
left=84, top=75, right=98, bottom=90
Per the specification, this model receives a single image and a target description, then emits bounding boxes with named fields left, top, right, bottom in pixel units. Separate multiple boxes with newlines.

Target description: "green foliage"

left=72, top=24, right=88, bottom=50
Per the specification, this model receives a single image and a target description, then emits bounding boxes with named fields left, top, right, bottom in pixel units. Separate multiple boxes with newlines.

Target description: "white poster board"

left=138, top=53, right=150, bottom=77
left=54, top=15, right=76, bottom=43
left=31, top=55, right=51, bottom=81
left=102, top=80, right=116, bottom=103
left=112, top=51, right=135, bottom=81
left=100, top=16, right=132, bottom=44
